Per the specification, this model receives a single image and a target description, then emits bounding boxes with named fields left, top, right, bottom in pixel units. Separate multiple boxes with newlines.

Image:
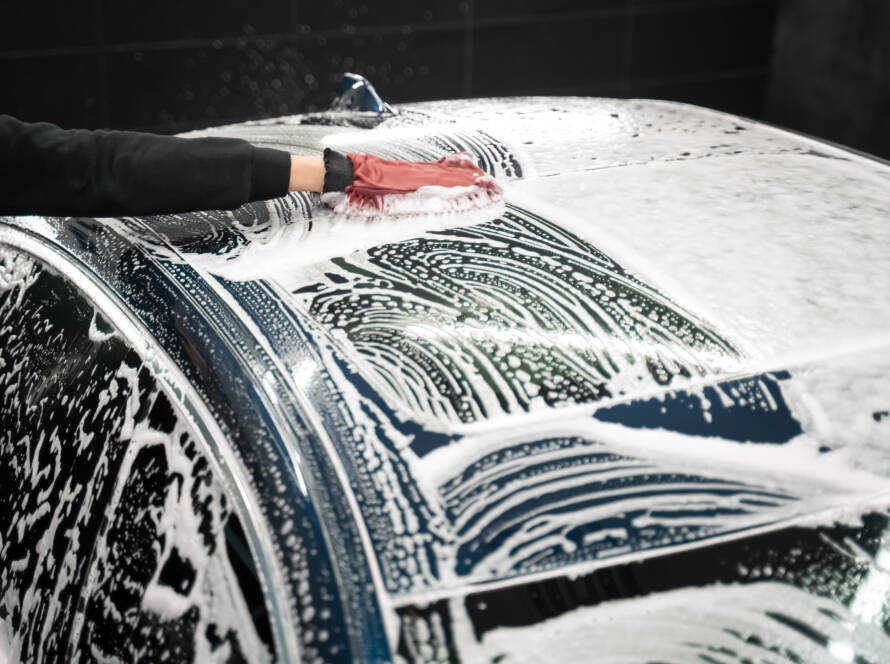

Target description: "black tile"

left=634, top=0, right=720, bottom=6
left=632, top=0, right=769, bottom=8
left=0, top=2, right=99, bottom=53
left=473, top=16, right=626, bottom=96
left=474, top=0, right=625, bottom=21
left=296, top=0, right=465, bottom=31
left=629, top=72, right=768, bottom=118
left=102, top=0, right=291, bottom=45
left=103, top=30, right=465, bottom=132
left=320, top=29, right=466, bottom=104
left=629, top=2, right=777, bottom=79
left=105, top=41, right=315, bottom=131
left=3, top=55, right=102, bottom=128
left=766, top=0, right=890, bottom=159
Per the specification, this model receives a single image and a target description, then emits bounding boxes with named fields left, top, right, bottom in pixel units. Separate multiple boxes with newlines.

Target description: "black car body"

left=3, top=90, right=890, bottom=663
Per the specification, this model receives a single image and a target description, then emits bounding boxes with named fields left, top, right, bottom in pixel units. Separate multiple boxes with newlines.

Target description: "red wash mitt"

left=321, top=149, right=503, bottom=220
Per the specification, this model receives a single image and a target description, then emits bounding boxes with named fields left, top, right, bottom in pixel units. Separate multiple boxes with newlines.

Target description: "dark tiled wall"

left=766, top=0, right=890, bottom=160
left=2, top=0, right=777, bottom=134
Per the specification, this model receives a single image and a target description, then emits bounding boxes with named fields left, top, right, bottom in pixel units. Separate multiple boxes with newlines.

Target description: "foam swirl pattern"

left=294, top=204, right=740, bottom=428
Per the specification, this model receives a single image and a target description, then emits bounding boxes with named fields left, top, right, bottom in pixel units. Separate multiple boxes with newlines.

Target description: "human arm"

left=0, top=115, right=492, bottom=218
left=0, top=114, right=292, bottom=217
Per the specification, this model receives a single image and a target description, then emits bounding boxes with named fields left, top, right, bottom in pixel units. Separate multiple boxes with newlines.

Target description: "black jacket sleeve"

left=0, top=115, right=292, bottom=217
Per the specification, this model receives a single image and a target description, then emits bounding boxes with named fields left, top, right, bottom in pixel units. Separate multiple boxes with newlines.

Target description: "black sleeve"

left=0, top=114, right=292, bottom=217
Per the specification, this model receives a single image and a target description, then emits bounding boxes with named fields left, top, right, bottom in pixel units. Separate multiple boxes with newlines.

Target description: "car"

left=2, top=75, right=890, bottom=663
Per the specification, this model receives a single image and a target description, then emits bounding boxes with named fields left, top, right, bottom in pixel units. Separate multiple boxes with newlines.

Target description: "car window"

left=0, top=245, right=275, bottom=663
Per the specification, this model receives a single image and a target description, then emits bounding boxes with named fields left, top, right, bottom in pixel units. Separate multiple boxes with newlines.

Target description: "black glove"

left=322, top=148, right=354, bottom=193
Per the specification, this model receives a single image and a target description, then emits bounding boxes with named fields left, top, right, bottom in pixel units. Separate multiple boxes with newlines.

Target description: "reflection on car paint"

left=398, top=513, right=890, bottom=663
left=593, top=370, right=801, bottom=442
left=0, top=247, right=272, bottom=662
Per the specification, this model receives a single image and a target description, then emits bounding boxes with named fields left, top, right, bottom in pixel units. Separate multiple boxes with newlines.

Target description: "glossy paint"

left=2, top=97, right=890, bottom=662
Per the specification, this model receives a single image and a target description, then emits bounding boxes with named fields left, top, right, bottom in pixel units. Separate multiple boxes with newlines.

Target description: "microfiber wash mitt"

left=320, top=148, right=503, bottom=220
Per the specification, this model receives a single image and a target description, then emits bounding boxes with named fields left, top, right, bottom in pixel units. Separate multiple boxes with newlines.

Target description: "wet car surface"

left=2, top=90, right=890, bottom=662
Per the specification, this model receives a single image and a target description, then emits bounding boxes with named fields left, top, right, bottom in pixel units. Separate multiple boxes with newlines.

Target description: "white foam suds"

left=321, top=181, right=503, bottom=221
left=0, top=616, right=16, bottom=664
left=477, top=582, right=890, bottom=663
left=0, top=246, right=38, bottom=306
left=188, top=193, right=505, bottom=281
left=422, top=415, right=888, bottom=496
left=520, top=152, right=890, bottom=359
left=406, top=97, right=810, bottom=176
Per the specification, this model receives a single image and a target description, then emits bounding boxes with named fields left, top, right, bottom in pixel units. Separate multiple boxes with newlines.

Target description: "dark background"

left=2, top=0, right=888, bottom=159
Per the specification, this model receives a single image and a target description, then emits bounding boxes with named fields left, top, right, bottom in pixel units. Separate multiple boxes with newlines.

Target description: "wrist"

left=288, top=154, right=325, bottom=192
